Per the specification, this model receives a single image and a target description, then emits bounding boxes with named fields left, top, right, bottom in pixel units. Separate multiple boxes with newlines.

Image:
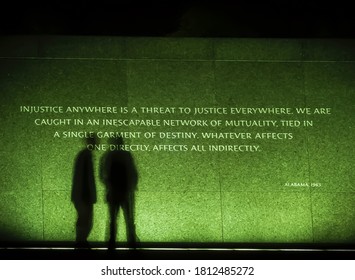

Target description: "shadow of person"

left=100, top=136, right=139, bottom=249
left=71, top=136, right=97, bottom=248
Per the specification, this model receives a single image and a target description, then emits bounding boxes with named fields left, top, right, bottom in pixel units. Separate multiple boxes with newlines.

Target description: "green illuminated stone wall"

left=0, top=36, right=354, bottom=244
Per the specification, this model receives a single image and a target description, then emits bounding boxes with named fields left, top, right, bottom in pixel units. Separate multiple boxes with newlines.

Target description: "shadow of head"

left=84, top=134, right=98, bottom=147
left=109, top=136, right=124, bottom=146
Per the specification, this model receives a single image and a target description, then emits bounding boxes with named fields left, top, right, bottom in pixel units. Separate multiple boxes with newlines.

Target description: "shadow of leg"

left=108, top=204, right=118, bottom=250
left=75, top=203, right=93, bottom=249
left=123, top=200, right=139, bottom=249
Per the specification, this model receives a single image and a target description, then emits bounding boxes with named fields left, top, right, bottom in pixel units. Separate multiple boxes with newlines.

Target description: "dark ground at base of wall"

left=1, top=242, right=354, bottom=260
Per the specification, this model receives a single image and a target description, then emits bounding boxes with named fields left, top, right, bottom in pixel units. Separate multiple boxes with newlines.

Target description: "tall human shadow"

left=100, top=137, right=139, bottom=249
left=71, top=136, right=97, bottom=248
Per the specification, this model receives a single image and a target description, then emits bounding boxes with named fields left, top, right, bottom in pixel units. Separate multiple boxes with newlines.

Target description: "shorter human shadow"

left=71, top=136, right=97, bottom=248
left=100, top=137, right=139, bottom=249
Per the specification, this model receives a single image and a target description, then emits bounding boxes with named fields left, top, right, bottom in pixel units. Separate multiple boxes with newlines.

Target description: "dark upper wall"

left=1, top=1, right=354, bottom=38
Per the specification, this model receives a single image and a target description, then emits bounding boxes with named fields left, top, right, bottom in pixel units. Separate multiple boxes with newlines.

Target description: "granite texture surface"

left=0, top=36, right=354, bottom=245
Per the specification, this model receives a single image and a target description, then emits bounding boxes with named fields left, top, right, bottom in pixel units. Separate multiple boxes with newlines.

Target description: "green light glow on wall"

left=0, top=37, right=354, bottom=245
